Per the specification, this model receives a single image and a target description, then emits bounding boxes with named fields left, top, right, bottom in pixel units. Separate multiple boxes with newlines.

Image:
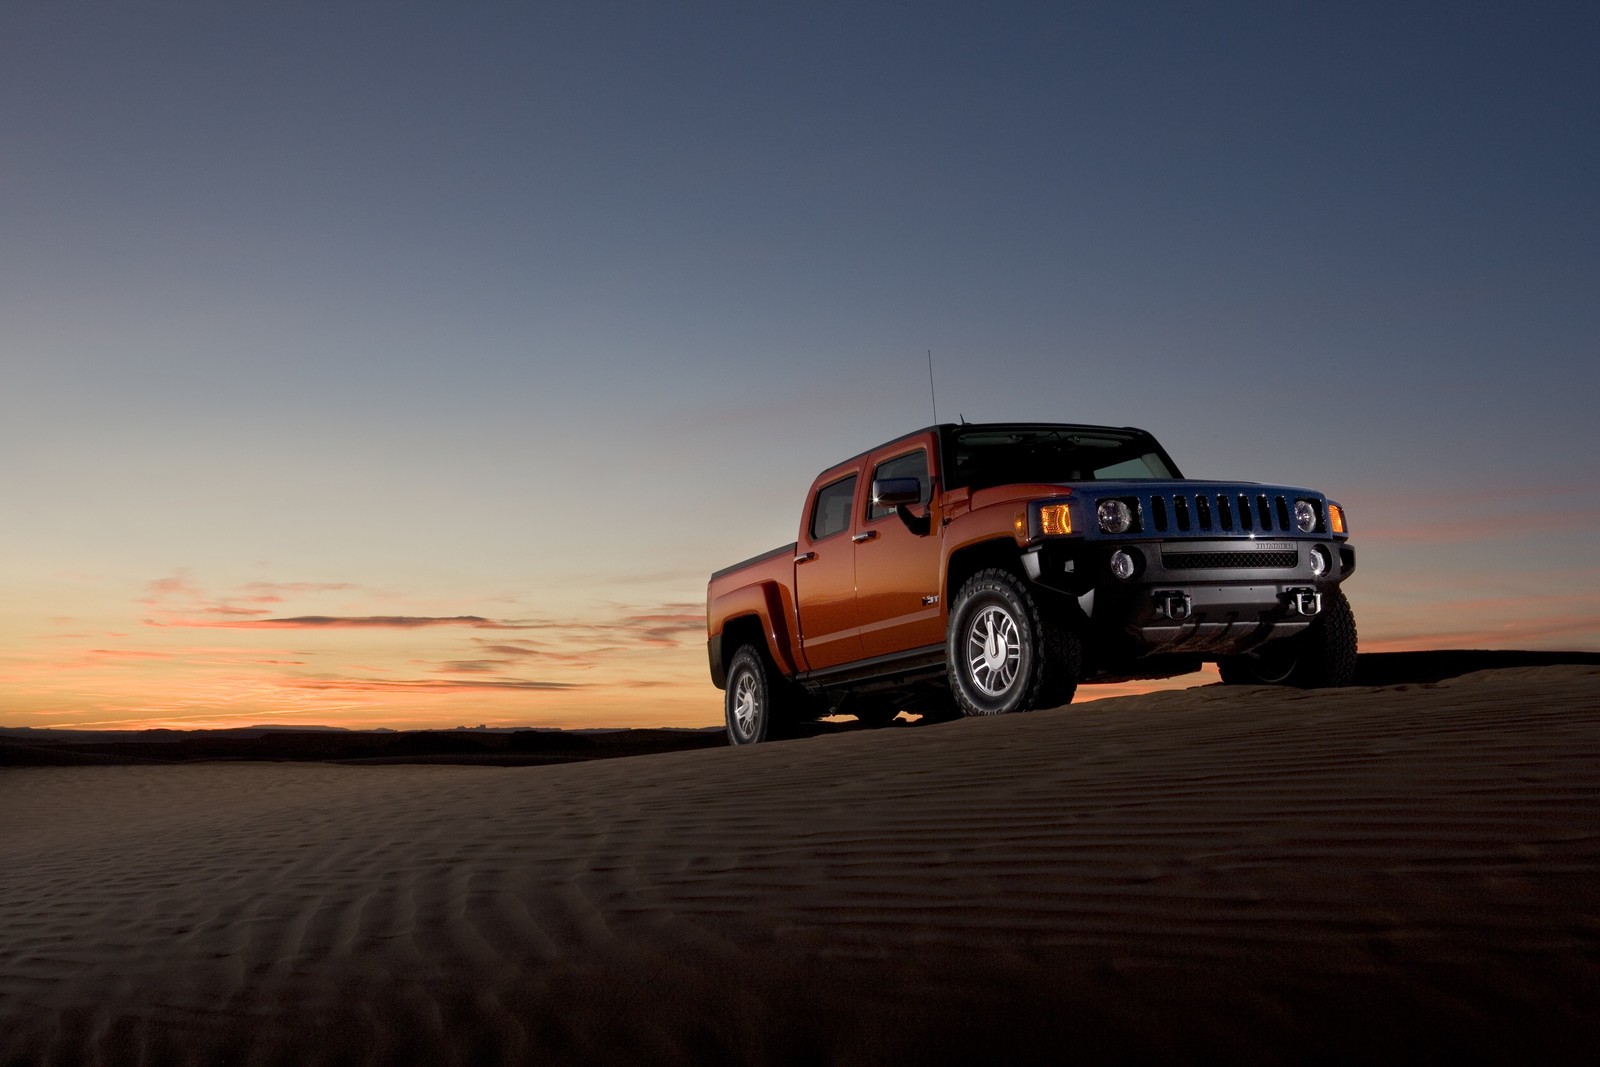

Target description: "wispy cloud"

left=616, top=611, right=704, bottom=647
left=151, top=615, right=532, bottom=630
left=290, top=677, right=585, bottom=692
left=140, top=574, right=531, bottom=631
left=26, top=578, right=713, bottom=728
left=141, top=574, right=369, bottom=625
left=464, top=640, right=617, bottom=668
left=457, top=603, right=703, bottom=667
left=433, top=659, right=513, bottom=674
left=12, top=645, right=309, bottom=674
left=1350, top=486, right=1599, bottom=545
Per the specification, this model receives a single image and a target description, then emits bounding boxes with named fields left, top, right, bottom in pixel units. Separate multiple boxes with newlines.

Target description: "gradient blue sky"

left=4, top=1, right=1597, bottom=729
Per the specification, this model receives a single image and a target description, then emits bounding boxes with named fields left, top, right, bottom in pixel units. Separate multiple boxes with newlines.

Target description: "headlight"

left=1293, top=499, right=1317, bottom=532
left=1097, top=499, right=1133, bottom=534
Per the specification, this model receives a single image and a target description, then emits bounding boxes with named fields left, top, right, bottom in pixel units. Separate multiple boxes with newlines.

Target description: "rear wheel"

left=1219, top=589, right=1358, bottom=688
left=947, top=569, right=1080, bottom=716
left=724, top=645, right=797, bottom=745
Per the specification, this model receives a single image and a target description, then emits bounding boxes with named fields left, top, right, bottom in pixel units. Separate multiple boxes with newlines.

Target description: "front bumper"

left=1024, top=537, right=1354, bottom=656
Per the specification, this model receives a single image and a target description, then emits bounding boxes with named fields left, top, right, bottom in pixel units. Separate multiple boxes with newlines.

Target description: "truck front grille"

left=1146, top=492, right=1299, bottom=535
left=1163, top=550, right=1298, bottom=570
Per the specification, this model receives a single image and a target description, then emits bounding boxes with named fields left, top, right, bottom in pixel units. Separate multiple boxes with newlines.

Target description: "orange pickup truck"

left=706, top=422, right=1356, bottom=744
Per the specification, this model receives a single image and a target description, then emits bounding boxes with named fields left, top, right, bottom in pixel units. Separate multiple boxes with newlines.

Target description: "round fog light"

left=1110, top=549, right=1137, bottom=580
left=1310, top=545, right=1330, bottom=577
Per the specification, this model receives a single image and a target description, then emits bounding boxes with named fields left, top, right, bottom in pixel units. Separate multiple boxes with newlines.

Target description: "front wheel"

left=1219, top=589, right=1358, bottom=688
left=947, top=568, right=1080, bottom=716
left=724, top=645, right=796, bottom=745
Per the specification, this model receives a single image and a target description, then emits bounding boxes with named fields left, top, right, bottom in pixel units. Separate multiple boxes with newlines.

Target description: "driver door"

left=854, top=439, right=944, bottom=659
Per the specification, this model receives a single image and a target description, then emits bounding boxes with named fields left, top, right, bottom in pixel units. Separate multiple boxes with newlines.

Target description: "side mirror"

left=872, top=477, right=932, bottom=537
left=871, top=478, right=922, bottom=509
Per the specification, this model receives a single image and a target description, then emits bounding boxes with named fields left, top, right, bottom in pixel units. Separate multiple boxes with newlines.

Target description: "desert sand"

left=3, top=665, right=1597, bottom=1064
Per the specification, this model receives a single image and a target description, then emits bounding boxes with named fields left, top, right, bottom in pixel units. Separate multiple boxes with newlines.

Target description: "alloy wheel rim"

left=732, top=672, right=760, bottom=735
left=967, top=605, right=1021, bottom=697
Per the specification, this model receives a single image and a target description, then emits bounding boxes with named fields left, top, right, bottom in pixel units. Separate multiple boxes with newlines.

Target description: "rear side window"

left=810, top=475, right=858, bottom=541
left=867, top=450, right=930, bottom=521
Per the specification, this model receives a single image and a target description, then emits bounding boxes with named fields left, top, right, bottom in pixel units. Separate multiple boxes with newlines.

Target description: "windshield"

left=947, top=426, right=1178, bottom=490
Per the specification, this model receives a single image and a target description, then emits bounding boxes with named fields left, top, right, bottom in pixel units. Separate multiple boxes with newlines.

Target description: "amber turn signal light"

left=1328, top=504, right=1346, bottom=535
left=1038, top=503, right=1072, bottom=536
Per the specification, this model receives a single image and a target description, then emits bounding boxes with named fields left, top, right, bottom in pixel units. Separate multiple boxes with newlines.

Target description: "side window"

left=867, top=450, right=930, bottom=521
left=809, top=475, right=858, bottom=541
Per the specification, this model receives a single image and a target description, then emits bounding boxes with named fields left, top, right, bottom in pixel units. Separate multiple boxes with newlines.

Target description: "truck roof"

left=824, top=422, right=1158, bottom=470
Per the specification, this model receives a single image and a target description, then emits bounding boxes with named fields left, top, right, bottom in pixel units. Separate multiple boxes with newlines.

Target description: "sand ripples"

left=3, top=666, right=1597, bottom=1063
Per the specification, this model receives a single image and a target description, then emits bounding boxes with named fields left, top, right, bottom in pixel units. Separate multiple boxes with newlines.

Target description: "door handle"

left=795, top=551, right=817, bottom=564
left=851, top=530, right=878, bottom=543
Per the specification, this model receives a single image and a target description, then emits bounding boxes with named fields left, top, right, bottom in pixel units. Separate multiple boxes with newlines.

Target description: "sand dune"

left=3, top=665, right=1598, bottom=1063
left=0, top=725, right=725, bottom=767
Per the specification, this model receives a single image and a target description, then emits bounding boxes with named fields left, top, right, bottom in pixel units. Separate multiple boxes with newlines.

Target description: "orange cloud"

left=5, top=577, right=715, bottom=731
left=140, top=574, right=383, bottom=627
left=616, top=611, right=705, bottom=647
left=433, top=659, right=512, bottom=674
left=1351, top=486, right=1598, bottom=545
left=468, top=641, right=617, bottom=667
left=150, top=615, right=532, bottom=630
left=12, top=644, right=309, bottom=674
left=289, top=677, right=586, bottom=693
left=140, top=575, right=543, bottom=632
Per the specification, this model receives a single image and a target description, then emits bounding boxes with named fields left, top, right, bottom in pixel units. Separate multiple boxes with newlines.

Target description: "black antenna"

left=927, top=349, right=939, bottom=425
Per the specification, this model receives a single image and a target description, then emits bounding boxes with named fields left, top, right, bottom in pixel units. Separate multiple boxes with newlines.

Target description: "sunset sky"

left=3, top=2, right=1596, bottom=731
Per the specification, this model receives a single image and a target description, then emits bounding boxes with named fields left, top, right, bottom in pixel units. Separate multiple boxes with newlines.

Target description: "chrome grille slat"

left=1122, top=490, right=1305, bottom=538
left=1132, top=489, right=1292, bottom=534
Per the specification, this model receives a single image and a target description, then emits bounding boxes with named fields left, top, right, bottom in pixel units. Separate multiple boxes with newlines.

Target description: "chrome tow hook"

left=1153, top=591, right=1192, bottom=621
left=1288, top=588, right=1323, bottom=616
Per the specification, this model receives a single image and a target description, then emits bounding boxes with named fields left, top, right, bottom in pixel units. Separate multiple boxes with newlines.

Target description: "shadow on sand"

left=799, top=648, right=1600, bottom=738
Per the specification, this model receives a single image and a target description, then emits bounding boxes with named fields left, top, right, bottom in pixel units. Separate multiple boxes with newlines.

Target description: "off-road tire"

left=724, top=645, right=799, bottom=745
left=947, top=568, right=1080, bottom=716
left=1218, top=589, right=1358, bottom=688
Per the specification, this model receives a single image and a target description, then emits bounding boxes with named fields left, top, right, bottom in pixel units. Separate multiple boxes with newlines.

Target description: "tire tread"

left=1218, top=589, right=1357, bottom=689
left=948, top=568, right=1080, bottom=716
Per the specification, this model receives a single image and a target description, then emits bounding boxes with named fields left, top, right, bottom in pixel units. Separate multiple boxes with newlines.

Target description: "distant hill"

left=6, top=651, right=1596, bottom=767
left=0, top=725, right=724, bottom=767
